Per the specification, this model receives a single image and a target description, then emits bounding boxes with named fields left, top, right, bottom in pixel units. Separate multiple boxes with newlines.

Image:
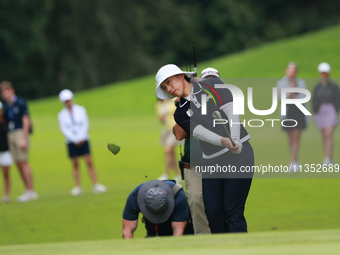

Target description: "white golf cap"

left=155, top=64, right=194, bottom=100
left=59, top=89, right=73, bottom=102
left=318, top=62, right=331, bottom=73
left=201, top=67, right=220, bottom=78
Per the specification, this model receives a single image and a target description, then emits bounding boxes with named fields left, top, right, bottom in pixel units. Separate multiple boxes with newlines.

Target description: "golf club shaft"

left=212, top=111, right=236, bottom=147
left=193, top=45, right=197, bottom=77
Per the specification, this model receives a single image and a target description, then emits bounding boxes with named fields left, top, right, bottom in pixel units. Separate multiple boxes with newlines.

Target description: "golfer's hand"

left=221, top=138, right=243, bottom=154
left=19, top=139, right=28, bottom=149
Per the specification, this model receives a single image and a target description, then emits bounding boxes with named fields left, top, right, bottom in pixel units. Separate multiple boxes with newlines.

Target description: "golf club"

left=193, top=45, right=197, bottom=77
left=212, top=110, right=236, bottom=147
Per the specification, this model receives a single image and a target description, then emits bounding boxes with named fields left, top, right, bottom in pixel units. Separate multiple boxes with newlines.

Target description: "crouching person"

left=122, top=180, right=191, bottom=238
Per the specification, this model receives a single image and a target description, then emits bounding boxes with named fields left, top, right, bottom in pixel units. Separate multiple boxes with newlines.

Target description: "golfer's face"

left=161, top=74, right=185, bottom=97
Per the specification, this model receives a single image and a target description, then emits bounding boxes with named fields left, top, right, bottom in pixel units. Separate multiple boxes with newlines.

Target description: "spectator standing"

left=312, top=63, right=340, bottom=165
left=155, top=98, right=182, bottom=183
left=276, top=62, right=308, bottom=169
left=58, top=89, right=107, bottom=196
left=0, top=81, right=38, bottom=202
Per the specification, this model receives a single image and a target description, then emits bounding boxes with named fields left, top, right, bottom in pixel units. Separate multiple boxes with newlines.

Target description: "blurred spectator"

left=0, top=81, right=38, bottom=202
left=201, top=67, right=220, bottom=79
left=276, top=62, right=308, bottom=169
left=312, top=63, right=340, bottom=165
left=58, top=89, right=107, bottom=196
left=0, top=102, right=12, bottom=203
left=155, top=98, right=183, bottom=183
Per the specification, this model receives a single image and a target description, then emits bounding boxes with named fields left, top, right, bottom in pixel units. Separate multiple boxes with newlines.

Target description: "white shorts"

left=0, top=151, right=13, bottom=166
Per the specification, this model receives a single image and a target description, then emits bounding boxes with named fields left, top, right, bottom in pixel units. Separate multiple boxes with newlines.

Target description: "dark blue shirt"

left=3, top=96, right=29, bottom=131
left=123, top=180, right=189, bottom=236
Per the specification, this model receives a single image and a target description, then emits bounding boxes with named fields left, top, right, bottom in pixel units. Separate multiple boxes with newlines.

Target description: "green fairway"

left=1, top=229, right=340, bottom=255
left=1, top=24, right=340, bottom=247
left=200, top=25, right=340, bottom=78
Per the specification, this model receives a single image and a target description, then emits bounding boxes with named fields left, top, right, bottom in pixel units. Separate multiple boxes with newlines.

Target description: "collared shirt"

left=174, top=78, right=250, bottom=158
left=3, top=95, right=29, bottom=131
left=58, top=104, right=89, bottom=144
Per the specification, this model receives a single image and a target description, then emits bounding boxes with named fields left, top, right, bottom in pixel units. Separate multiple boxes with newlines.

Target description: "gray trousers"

left=184, top=168, right=211, bottom=234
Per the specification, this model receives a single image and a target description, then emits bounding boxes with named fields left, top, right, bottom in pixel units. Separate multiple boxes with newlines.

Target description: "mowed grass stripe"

left=0, top=229, right=340, bottom=255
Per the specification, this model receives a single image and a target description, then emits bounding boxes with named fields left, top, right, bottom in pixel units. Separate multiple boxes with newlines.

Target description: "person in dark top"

left=155, top=64, right=254, bottom=234
left=0, top=101, right=12, bottom=203
left=0, top=81, right=37, bottom=202
left=122, top=180, right=190, bottom=238
left=312, top=62, right=340, bottom=165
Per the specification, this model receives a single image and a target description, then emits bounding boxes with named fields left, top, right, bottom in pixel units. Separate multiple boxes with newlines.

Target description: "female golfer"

left=155, top=64, right=254, bottom=233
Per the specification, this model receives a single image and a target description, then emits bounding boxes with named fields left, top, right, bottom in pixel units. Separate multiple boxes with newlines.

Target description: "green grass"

left=200, top=24, right=340, bottom=78
left=1, top=24, right=340, bottom=249
left=1, top=229, right=340, bottom=255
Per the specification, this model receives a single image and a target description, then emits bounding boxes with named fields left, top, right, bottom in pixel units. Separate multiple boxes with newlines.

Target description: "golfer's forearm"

left=173, top=124, right=187, bottom=140
left=193, top=125, right=222, bottom=146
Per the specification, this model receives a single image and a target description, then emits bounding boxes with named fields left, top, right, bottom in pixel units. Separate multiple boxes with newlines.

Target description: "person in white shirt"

left=276, top=62, right=308, bottom=169
left=58, top=89, right=107, bottom=196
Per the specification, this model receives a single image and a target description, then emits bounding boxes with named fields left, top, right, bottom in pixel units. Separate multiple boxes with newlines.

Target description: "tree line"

left=0, top=0, right=339, bottom=99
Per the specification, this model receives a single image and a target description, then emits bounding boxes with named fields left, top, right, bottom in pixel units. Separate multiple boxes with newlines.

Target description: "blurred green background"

left=1, top=0, right=340, bottom=99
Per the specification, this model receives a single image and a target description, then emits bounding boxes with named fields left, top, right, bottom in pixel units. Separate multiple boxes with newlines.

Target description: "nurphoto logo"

left=201, top=84, right=312, bottom=128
